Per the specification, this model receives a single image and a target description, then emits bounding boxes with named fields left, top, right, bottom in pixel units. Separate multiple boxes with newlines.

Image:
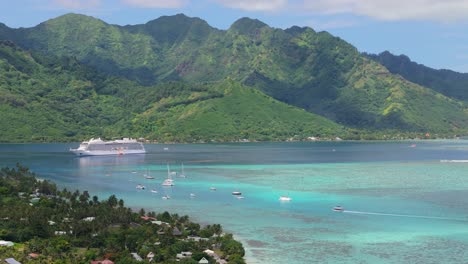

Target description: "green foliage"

left=1, top=14, right=468, bottom=140
left=0, top=41, right=348, bottom=142
left=368, top=51, right=468, bottom=102
left=0, top=165, right=245, bottom=263
left=132, top=80, right=346, bottom=142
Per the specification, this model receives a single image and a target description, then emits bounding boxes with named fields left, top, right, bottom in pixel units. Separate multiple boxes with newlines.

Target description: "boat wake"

left=440, top=160, right=468, bottom=163
left=343, top=210, right=467, bottom=221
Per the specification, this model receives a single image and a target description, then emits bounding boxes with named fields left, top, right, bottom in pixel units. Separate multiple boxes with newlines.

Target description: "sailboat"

left=179, top=163, right=186, bottom=178
left=144, top=169, right=154, bottom=179
left=161, top=163, right=175, bottom=186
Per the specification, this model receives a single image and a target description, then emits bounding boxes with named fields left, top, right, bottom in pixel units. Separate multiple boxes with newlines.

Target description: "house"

left=150, top=220, right=170, bottom=227
left=130, top=253, right=143, bottom=262
left=90, top=259, right=114, bottom=264
left=176, top=251, right=192, bottom=260
left=82, top=217, right=96, bottom=222
left=140, top=216, right=157, bottom=221
left=4, top=259, right=21, bottom=264
left=203, top=249, right=214, bottom=255
left=172, top=227, right=182, bottom=236
left=146, top=252, right=154, bottom=262
left=0, top=241, right=14, bottom=247
left=198, top=257, right=209, bottom=264
left=187, top=236, right=208, bottom=242
left=30, top=197, right=40, bottom=203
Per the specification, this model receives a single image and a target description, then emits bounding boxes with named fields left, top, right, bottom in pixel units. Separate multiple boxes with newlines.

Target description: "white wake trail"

left=343, top=210, right=467, bottom=221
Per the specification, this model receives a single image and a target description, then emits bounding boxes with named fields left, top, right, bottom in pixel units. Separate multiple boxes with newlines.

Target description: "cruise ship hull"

left=70, top=149, right=146, bottom=156
left=70, top=138, right=146, bottom=157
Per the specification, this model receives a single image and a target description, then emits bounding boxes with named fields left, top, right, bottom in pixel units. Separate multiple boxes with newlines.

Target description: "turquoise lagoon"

left=1, top=141, right=468, bottom=263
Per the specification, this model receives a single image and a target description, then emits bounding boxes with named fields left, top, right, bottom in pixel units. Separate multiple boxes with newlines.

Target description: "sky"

left=1, top=0, right=468, bottom=73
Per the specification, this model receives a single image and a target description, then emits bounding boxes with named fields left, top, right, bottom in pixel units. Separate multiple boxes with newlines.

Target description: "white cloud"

left=122, top=0, right=189, bottom=8
left=302, top=0, right=468, bottom=22
left=307, top=18, right=359, bottom=30
left=213, top=0, right=287, bottom=12
left=52, top=0, right=101, bottom=9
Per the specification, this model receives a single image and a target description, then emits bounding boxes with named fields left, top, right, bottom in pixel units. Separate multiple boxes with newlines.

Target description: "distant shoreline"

left=0, top=137, right=465, bottom=145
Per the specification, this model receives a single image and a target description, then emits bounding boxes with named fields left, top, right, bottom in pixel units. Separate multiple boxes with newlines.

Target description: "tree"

left=107, top=195, right=118, bottom=207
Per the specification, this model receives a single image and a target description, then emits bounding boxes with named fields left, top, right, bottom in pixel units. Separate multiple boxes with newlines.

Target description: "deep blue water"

left=1, top=141, right=468, bottom=263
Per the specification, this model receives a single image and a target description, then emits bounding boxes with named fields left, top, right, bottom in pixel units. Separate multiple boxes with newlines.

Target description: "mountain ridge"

left=0, top=40, right=348, bottom=142
left=0, top=14, right=467, bottom=141
left=368, top=51, right=468, bottom=102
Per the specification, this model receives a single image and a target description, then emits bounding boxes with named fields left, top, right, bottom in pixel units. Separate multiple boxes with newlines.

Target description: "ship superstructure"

left=70, top=138, right=146, bottom=156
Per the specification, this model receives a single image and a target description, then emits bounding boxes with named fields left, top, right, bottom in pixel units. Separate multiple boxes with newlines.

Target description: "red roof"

left=91, top=259, right=114, bottom=264
left=28, top=253, right=40, bottom=258
left=140, top=216, right=157, bottom=221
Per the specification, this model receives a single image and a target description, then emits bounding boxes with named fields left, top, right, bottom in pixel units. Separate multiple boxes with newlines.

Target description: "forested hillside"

left=368, top=51, right=468, bottom=102
left=0, top=40, right=344, bottom=142
left=0, top=164, right=245, bottom=263
left=0, top=14, right=467, bottom=141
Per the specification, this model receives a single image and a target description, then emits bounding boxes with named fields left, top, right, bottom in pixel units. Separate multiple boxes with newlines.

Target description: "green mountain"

left=0, top=40, right=130, bottom=141
left=0, top=40, right=344, bottom=142
left=368, top=51, right=468, bottom=102
left=133, top=80, right=346, bottom=142
left=0, top=13, right=467, bottom=140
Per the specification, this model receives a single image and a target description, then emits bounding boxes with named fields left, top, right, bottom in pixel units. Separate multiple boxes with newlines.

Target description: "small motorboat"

left=190, top=193, right=196, bottom=198
left=161, top=178, right=174, bottom=186
left=232, top=191, right=242, bottom=195
left=333, top=206, right=344, bottom=212
left=210, top=187, right=217, bottom=191
left=162, top=195, right=170, bottom=200
left=279, top=195, right=292, bottom=201
left=136, top=184, right=145, bottom=190
left=150, top=189, right=158, bottom=193
left=145, top=175, right=155, bottom=179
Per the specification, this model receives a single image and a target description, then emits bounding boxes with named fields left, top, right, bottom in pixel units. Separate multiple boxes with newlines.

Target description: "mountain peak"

left=229, top=17, right=268, bottom=34
left=379, top=50, right=411, bottom=63
left=131, top=13, right=213, bottom=44
left=42, top=13, right=106, bottom=27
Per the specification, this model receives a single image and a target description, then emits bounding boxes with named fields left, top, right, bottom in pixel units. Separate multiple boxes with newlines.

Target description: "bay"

left=1, top=141, right=468, bottom=263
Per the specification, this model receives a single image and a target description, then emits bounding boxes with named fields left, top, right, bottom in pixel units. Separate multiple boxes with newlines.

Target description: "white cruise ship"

left=70, top=138, right=146, bottom=156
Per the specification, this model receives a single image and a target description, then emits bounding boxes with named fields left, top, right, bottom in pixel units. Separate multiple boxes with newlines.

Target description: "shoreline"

left=0, top=138, right=465, bottom=145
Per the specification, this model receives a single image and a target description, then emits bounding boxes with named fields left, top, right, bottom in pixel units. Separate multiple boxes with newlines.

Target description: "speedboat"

left=161, top=178, right=174, bottom=186
left=232, top=191, right=242, bottom=195
left=136, top=184, right=145, bottom=190
left=333, top=206, right=344, bottom=212
left=279, top=196, right=292, bottom=201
